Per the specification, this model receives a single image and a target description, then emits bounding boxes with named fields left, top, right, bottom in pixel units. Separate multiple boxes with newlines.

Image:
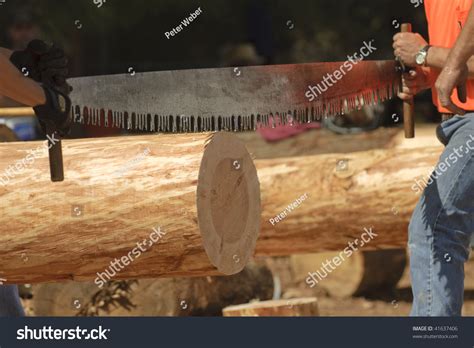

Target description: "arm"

left=393, top=30, right=473, bottom=106
left=393, top=32, right=474, bottom=76
left=442, top=6, right=474, bottom=71
left=0, top=53, right=46, bottom=106
left=1, top=40, right=72, bottom=138
left=427, top=46, right=474, bottom=77
left=435, top=5, right=474, bottom=114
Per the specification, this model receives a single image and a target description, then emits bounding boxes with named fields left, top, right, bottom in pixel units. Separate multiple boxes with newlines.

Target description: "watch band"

left=419, top=45, right=432, bottom=66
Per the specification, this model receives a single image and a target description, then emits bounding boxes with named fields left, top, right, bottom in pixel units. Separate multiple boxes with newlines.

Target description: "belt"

left=441, top=113, right=455, bottom=121
left=440, top=112, right=474, bottom=121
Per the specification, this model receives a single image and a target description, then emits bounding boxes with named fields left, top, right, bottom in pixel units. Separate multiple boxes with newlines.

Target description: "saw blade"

left=69, top=60, right=401, bottom=133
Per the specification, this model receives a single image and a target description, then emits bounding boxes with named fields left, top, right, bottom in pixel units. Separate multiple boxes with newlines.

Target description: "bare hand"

left=398, top=68, right=432, bottom=101
left=393, top=33, right=428, bottom=67
left=435, top=65, right=468, bottom=115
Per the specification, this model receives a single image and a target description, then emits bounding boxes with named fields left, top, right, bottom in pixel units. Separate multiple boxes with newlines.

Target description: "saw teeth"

left=71, top=80, right=401, bottom=133
left=126, top=113, right=132, bottom=130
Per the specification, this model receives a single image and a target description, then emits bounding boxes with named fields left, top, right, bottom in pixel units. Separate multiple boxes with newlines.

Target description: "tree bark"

left=0, top=132, right=261, bottom=284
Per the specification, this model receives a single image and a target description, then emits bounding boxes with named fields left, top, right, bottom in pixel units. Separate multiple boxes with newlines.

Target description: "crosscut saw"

left=67, top=24, right=416, bottom=139
left=2, top=24, right=415, bottom=137
left=69, top=59, right=405, bottom=133
left=68, top=25, right=415, bottom=139
left=2, top=59, right=412, bottom=136
left=1, top=24, right=415, bottom=182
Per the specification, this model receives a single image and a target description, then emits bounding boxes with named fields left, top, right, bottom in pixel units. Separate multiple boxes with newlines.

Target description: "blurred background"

left=0, top=0, right=429, bottom=74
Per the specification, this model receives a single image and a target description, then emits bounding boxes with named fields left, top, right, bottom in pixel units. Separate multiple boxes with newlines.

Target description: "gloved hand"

left=33, top=85, right=72, bottom=137
left=10, top=39, right=72, bottom=96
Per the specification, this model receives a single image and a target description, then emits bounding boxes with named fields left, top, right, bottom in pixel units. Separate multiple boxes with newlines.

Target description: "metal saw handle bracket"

left=401, top=23, right=415, bottom=139
left=46, top=126, right=64, bottom=182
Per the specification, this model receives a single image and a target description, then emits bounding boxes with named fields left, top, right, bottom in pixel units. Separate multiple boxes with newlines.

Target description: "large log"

left=242, top=126, right=439, bottom=294
left=0, top=132, right=261, bottom=284
left=255, top=145, right=441, bottom=256
left=0, top=125, right=441, bottom=284
left=237, top=127, right=403, bottom=159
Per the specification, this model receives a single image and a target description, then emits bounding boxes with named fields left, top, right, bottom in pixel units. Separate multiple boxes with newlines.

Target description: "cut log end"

left=198, top=132, right=261, bottom=275
left=223, top=297, right=319, bottom=317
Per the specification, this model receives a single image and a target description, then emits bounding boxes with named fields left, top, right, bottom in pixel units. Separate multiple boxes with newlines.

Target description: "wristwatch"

left=415, top=45, right=432, bottom=66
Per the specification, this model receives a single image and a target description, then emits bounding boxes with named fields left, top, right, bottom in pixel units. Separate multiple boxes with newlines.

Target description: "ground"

left=316, top=254, right=474, bottom=316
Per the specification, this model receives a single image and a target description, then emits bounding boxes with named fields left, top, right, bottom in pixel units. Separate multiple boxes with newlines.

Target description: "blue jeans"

left=0, top=285, right=24, bottom=316
left=409, top=115, right=474, bottom=316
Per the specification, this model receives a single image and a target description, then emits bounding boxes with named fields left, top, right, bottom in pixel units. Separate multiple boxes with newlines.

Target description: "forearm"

left=0, top=54, right=45, bottom=106
left=426, top=45, right=474, bottom=77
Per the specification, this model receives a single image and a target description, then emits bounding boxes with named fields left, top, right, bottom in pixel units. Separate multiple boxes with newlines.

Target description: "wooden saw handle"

left=401, top=23, right=415, bottom=139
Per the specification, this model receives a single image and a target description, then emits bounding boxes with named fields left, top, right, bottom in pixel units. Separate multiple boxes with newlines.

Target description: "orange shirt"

left=425, top=0, right=474, bottom=112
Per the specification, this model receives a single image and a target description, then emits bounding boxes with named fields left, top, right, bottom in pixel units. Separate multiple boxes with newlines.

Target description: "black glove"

left=33, top=85, right=72, bottom=137
left=10, top=39, right=72, bottom=96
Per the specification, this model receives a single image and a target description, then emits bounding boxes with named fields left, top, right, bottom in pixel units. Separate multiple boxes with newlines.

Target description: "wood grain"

left=0, top=132, right=260, bottom=283
left=255, top=145, right=442, bottom=255
left=223, top=297, right=319, bottom=317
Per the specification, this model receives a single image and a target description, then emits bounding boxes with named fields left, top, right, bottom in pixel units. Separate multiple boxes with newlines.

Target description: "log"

left=0, top=132, right=261, bottom=284
left=290, top=250, right=407, bottom=297
left=241, top=127, right=435, bottom=294
left=0, top=125, right=19, bottom=142
left=223, top=297, right=319, bottom=317
left=0, top=125, right=441, bottom=283
left=254, top=145, right=441, bottom=255
left=236, top=127, right=402, bottom=160
left=32, top=263, right=274, bottom=316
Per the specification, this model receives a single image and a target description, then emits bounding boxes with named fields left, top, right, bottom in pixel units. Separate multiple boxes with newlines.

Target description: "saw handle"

left=401, top=23, right=415, bottom=139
